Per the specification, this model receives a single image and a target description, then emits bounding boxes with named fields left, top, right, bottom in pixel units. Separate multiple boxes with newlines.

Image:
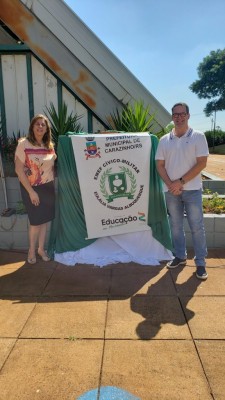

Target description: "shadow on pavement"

left=130, top=264, right=202, bottom=339
left=0, top=250, right=163, bottom=302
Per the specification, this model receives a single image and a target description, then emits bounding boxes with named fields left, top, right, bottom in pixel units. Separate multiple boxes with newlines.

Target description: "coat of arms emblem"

left=100, top=167, right=137, bottom=202
left=84, top=141, right=101, bottom=159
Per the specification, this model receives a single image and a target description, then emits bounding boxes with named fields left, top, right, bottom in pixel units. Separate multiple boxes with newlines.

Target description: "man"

left=155, top=102, right=209, bottom=280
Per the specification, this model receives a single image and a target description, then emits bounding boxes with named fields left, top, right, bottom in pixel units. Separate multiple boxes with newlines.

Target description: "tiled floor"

left=0, top=248, right=225, bottom=399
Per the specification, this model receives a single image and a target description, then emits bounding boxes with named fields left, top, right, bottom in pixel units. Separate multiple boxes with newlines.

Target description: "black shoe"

left=167, top=257, right=187, bottom=269
left=196, top=266, right=208, bottom=280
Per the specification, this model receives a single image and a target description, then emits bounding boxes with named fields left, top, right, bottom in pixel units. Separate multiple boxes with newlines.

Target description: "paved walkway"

left=0, top=153, right=224, bottom=399
left=0, top=249, right=225, bottom=399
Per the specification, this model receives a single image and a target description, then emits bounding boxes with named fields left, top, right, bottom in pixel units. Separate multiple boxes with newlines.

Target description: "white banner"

left=71, top=133, right=151, bottom=239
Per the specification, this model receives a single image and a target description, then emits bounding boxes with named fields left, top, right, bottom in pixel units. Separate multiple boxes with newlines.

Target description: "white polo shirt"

left=155, top=128, right=209, bottom=191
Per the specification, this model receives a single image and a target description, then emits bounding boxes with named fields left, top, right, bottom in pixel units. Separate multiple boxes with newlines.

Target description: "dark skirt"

left=20, top=181, right=55, bottom=226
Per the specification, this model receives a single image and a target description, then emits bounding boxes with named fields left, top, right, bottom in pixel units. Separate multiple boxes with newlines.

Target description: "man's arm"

left=156, top=159, right=183, bottom=194
left=156, top=159, right=172, bottom=187
left=156, top=156, right=207, bottom=194
left=179, top=156, right=208, bottom=184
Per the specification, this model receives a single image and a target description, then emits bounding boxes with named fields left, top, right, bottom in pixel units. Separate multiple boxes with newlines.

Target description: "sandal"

left=27, top=251, right=36, bottom=264
left=38, top=250, right=50, bottom=262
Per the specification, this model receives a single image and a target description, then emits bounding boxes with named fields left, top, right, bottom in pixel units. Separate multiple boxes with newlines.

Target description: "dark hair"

left=172, top=103, right=189, bottom=114
left=27, top=114, right=54, bottom=149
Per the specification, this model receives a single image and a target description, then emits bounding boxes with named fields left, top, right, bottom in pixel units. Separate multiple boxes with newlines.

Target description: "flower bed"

left=203, top=192, right=225, bottom=214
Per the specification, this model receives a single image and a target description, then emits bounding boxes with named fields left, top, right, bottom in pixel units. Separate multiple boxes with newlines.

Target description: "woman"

left=15, top=114, right=57, bottom=264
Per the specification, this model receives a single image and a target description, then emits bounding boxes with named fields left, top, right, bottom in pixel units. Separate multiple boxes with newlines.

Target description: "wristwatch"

left=180, top=177, right=186, bottom=185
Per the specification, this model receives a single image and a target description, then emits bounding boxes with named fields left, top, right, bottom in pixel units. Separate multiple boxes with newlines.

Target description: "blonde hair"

left=27, top=114, right=54, bottom=149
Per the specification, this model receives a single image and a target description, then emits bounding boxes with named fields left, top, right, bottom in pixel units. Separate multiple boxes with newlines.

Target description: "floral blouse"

left=15, top=138, right=56, bottom=186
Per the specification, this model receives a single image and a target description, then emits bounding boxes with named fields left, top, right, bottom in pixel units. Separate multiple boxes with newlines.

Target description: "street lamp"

left=211, top=115, right=214, bottom=132
left=213, top=108, right=216, bottom=151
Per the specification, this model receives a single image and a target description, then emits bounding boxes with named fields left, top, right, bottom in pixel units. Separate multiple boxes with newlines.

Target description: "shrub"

left=45, top=101, right=83, bottom=151
left=107, top=100, right=164, bottom=134
left=203, top=192, right=225, bottom=214
left=0, top=131, right=22, bottom=161
left=204, top=129, right=225, bottom=148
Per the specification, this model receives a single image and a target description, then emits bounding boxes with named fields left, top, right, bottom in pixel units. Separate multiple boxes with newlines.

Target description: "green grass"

left=209, top=144, right=225, bottom=154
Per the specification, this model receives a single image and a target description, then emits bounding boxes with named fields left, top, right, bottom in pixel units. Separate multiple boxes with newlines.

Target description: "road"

left=204, top=154, right=225, bottom=180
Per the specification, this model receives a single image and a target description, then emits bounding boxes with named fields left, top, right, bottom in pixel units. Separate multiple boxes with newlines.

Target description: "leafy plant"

left=0, top=131, right=22, bottom=161
left=45, top=101, right=83, bottom=150
left=16, top=200, right=27, bottom=214
left=107, top=100, right=158, bottom=133
left=156, top=122, right=175, bottom=139
left=203, top=188, right=212, bottom=195
left=67, top=336, right=77, bottom=341
left=203, top=192, right=225, bottom=214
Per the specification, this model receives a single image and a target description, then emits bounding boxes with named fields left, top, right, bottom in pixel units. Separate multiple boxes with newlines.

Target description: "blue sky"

left=64, top=0, right=225, bottom=132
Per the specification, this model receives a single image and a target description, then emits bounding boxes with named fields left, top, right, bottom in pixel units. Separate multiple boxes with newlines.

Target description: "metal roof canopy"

left=0, top=0, right=171, bottom=131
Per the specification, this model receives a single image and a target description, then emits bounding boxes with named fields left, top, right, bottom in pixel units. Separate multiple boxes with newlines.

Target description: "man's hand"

left=168, top=179, right=183, bottom=195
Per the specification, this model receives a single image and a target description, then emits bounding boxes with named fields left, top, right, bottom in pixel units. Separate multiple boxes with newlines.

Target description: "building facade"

left=0, top=0, right=170, bottom=139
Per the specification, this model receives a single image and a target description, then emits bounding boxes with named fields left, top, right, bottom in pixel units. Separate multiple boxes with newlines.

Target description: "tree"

left=190, top=49, right=225, bottom=116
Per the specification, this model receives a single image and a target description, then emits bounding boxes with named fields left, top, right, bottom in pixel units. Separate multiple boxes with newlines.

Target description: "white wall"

left=2, top=54, right=30, bottom=136
left=1, top=54, right=103, bottom=137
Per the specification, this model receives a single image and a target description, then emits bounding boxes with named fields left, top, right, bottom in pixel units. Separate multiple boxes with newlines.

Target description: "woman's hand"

left=29, top=189, right=40, bottom=206
left=15, top=157, right=40, bottom=206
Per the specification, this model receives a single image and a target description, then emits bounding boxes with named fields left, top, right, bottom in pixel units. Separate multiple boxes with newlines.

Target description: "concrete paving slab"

left=207, top=249, right=225, bottom=258
left=105, top=296, right=191, bottom=340
left=0, top=298, right=36, bottom=337
left=43, top=264, right=111, bottom=296
left=0, top=250, right=58, bottom=269
left=110, top=265, right=176, bottom=297
left=0, top=265, right=55, bottom=296
left=195, top=340, right=225, bottom=400
left=0, top=249, right=224, bottom=400
left=187, top=255, right=225, bottom=268
left=20, top=297, right=107, bottom=339
left=205, top=257, right=225, bottom=267
left=171, top=266, right=225, bottom=295
left=181, top=296, right=225, bottom=339
left=0, top=338, right=16, bottom=369
left=0, top=339, right=103, bottom=400
left=186, top=248, right=225, bottom=267
left=0, top=250, right=27, bottom=267
left=0, top=261, right=57, bottom=270
left=101, top=340, right=212, bottom=400
left=0, top=259, right=26, bottom=269
left=213, top=248, right=225, bottom=264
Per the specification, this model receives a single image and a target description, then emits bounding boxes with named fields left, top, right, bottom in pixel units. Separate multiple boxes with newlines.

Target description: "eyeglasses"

left=172, top=112, right=187, bottom=118
left=34, top=123, right=46, bottom=127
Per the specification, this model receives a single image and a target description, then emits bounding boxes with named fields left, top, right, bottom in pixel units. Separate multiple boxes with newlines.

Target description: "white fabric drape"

left=54, top=229, right=173, bottom=267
